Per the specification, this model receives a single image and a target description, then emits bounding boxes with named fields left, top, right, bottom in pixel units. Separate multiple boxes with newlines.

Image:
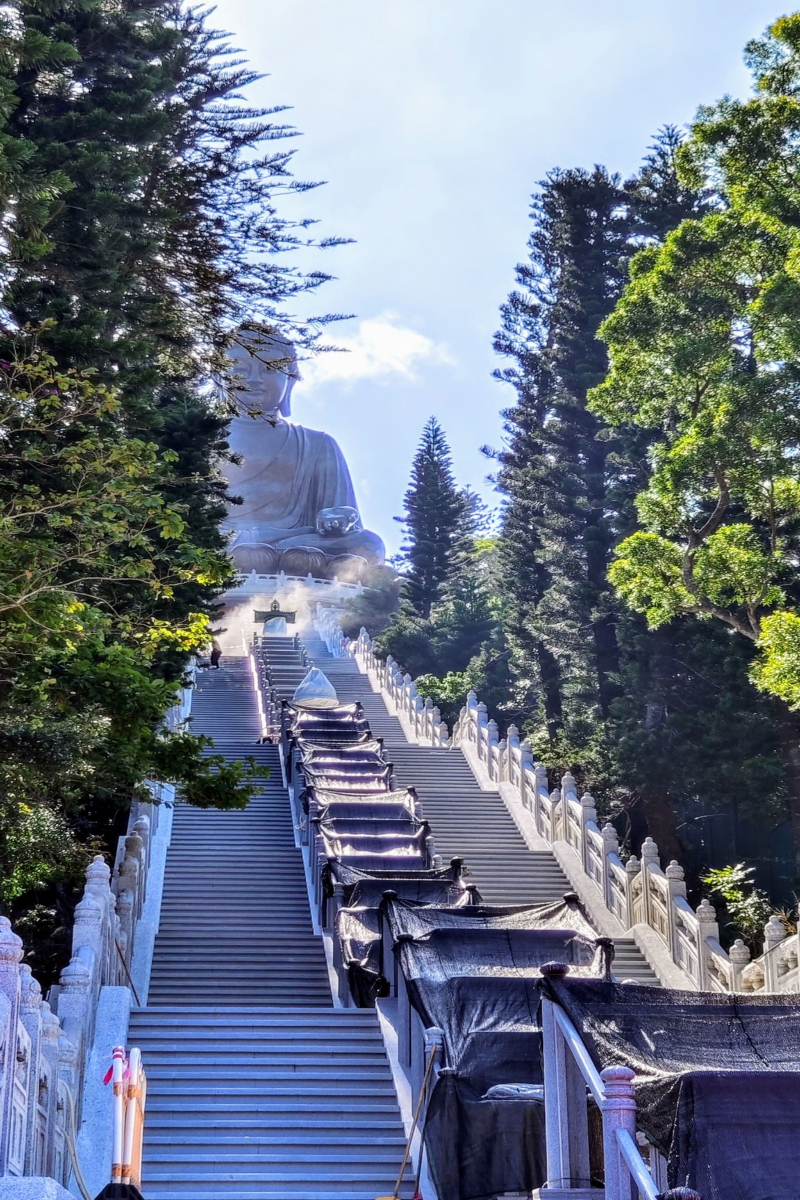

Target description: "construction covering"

left=390, top=910, right=607, bottom=1200
left=543, top=977, right=800, bottom=1200
left=335, top=891, right=477, bottom=1006
left=309, top=793, right=419, bottom=822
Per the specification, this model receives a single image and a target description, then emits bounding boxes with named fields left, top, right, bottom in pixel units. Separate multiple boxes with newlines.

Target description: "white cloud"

left=300, top=315, right=453, bottom=389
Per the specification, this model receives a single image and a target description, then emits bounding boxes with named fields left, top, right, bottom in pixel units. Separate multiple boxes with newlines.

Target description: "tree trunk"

left=637, top=781, right=686, bottom=866
left=774, top=700, right=800, bottom=881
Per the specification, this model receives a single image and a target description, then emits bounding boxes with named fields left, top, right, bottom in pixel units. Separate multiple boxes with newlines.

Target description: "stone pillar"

left=763, top=914, right=786, bottom=992
left=18, top=966, right=43, bottom=1175
left=0, top=916, right=24, bottom=1175
left=665, top=860, right=687, bottom=961
left=695, top=898, right=719, bottom=990
left=729, top=938, right=751, bottom=992
left=600, top=1065, right=637, bottom=1200
left=601, top=822, right=619, bottom=914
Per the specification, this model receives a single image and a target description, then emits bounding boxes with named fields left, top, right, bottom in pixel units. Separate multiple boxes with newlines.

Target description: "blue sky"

left=215, top=0, right=785, bottom=555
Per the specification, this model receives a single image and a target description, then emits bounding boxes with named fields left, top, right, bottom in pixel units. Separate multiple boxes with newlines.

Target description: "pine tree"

left=490, top=134, right=785, bottom=869
left=398, top=417, right=467, bottom=620
left=0, top=0, right=336, bottom=916
left=493, top=165, right=635, bottom=742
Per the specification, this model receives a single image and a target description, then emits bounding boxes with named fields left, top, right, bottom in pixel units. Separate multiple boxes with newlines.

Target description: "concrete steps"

left=297, top=632, right=660, bottom=986
left=137, top=659, right=413, bottom=1199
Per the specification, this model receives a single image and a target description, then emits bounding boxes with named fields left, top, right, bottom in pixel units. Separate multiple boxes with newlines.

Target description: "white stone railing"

left=0, top=785, right=172, bottom=1188
left=315, top=609, right=450, bottom=747
left=226, top=570, right=364, bottom=599
left=447, top=690, right=753, bottom=993
left=313, top=612, right=800, bottom=994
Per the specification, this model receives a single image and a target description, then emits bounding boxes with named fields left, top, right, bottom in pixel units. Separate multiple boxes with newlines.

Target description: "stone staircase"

left=131, top=657, right=414, bottom=1199
left=278, top=631, right=659, bottom=985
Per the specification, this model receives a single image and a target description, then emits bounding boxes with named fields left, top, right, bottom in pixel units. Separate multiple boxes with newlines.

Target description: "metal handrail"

left=616, top=1127, right=660, bottom=1200
left=553, top=1004, right=604, bottom=1103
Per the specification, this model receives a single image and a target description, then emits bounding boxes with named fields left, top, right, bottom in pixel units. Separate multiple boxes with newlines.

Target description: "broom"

left=376, top=1041, right=439, bottom=1200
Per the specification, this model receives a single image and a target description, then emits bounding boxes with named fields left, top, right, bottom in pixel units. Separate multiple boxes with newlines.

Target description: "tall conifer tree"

left=490, top=133, right=785, bottom=866
left=399, top=417, right=467, bottom=620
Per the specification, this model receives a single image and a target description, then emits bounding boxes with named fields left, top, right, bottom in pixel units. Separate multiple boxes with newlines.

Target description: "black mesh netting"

left=300, top=763, right=393, bottom=791
left=300, top=740, right=386, bottom=762
left=323, top=860, right=465, bottom=896
left=311, top=795, right=418, bottom=822
left=542, top=977, right=800, bottom=1200
left=318, top=824, right=432, bottom=871
left=384, top=893, right=598, bottom=941
left=394, top=921, right=609, bottom=1200
left=334, top=892, right=477, bottom=1007
left=285, top=701, right=365, bottom=725
left=317, top=815, right=422, bottom=838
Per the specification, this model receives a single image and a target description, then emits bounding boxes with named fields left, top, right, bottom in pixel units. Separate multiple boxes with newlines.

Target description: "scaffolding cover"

left=543, top=977, right=800, bottom=1200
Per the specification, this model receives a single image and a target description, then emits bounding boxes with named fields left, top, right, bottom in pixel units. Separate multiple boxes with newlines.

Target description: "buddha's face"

left=229, top=335, right=297, bottom=418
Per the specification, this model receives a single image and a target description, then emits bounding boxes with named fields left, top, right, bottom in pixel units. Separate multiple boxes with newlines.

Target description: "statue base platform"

left=218, top=574, right=359, bottom=654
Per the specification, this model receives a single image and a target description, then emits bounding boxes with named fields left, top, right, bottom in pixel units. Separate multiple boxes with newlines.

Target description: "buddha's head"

left=229, top=330, right=300, bottom=420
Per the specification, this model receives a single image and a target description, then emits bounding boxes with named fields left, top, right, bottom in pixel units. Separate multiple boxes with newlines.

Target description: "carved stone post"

left=625, top=855, right=640, bottom=927
left=549, top=787, right=562, bottom=844
left=476, top=701, right=489, bottom=762
left=561, top=770, right=578, bottom=802
left=695, top=898, right=719, bottom=990
left=422, top=696, right=434, bottom=742
left=115, top=890, right=135, bottom=979
left=600, top=1065, right=637, bottom=1200
left=533, top=763, right=549, bottom=831
left=0, top=916, right=24, bottom=1175
left=639, top=837, right=660, bottom=931
left=729, top=938, right=751, bottom=992
left=519, top=740, right=534, bottom=810
left=431, top=705, right=443, bottom=746
left=601, top=822, right=619, bottom=914
left=497, top=737, right=508, bottom=781
left=39, top=1003, right=61, bottom=1179
left=665, top=861, right=687, bottom=962
left=579, top=793, right=597, bottom=875
left=56, top=956, right=93, bottom=1082
left=763, top=914, right=786, bottom=992
left=506, top=724, right=520, bottom=786
left=18, top=964, right=44, bottom=1174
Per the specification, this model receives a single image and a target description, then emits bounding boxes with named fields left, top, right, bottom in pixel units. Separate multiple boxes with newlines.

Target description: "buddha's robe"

left=224, top=416, right=384, bottom=563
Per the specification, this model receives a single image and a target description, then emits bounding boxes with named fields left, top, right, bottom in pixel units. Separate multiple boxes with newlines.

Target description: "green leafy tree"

left=591, top=17, right=800, bottom=871
left=489, top=134, right=787, bottom=867
left=702, top=863, right=772, bottom=952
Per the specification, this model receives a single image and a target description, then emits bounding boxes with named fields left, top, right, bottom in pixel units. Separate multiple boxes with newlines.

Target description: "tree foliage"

left=0, top=0, right=334, bottom=922
left=590, top=17, right=800, bottom=869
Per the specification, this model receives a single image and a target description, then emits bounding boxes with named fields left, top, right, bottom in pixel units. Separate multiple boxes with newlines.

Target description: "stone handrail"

left=1, top=785, right=170, bottom=1185
left=314, top=608, right=797, bottom=994
left=315, top=608, right=449, bottom=747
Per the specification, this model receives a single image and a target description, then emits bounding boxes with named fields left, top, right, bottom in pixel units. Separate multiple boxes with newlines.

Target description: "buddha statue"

left=222, top=332, right=385, bottom=581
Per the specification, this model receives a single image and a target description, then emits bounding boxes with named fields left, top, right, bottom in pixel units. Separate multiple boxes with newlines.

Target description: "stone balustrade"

left=315, top=608, right=449, bottom=747
left=315, top=607, right=797, bottom=995
left=0, top=787, right=169, bottom=1187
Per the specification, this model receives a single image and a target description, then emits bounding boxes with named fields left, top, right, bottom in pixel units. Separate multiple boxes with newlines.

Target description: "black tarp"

left=300, top=740, right=386, bottom=763
left=335, top=891, right=476, bottom=1006
left=318, top=816, right=422, bottom=838
left=318, top=826, right=432, bottom=873
left=424, top=1072, right=546, bottom=1200
left=390, top=921, right=609, bottom=1200
left=324, top=860, right=466, bottom=895
left=383, top=894, right=598, bottom=941
left=312, top=796, right=418, bottom=822
left=285, top=701, right=366, bottom=726
left=542, top=977, right=800, bottom=1200
left=300, top=763, right=393, bottom=791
